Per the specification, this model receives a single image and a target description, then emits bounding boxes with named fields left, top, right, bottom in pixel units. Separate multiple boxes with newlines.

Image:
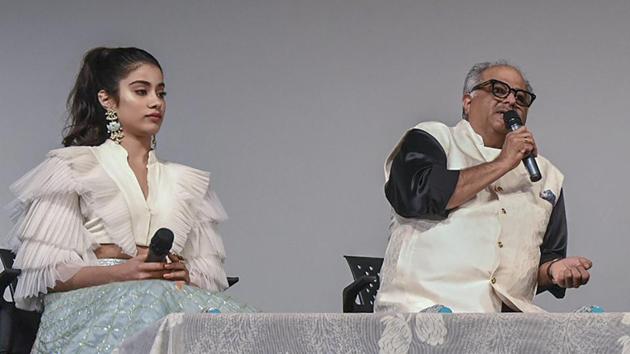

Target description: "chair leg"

left=0, top=303, right=14, bottom=353
left=12, top=309, right=40, bottom=354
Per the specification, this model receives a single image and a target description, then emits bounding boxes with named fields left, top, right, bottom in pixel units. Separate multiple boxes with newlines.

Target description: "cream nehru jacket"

left=374, top=120, right=564, bottom=313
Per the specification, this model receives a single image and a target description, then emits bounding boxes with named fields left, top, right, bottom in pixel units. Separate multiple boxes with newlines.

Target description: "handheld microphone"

left=503, top=110, right=542, bottom=182
left=145, top=228, right=174, bottom=262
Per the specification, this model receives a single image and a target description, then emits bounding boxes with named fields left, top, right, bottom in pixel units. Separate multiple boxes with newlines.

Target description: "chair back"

left=343, top=256, right=383, bottom=312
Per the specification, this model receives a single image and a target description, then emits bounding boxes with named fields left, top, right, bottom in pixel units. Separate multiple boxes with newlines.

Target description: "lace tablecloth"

left=116, top=312, right=630, bottom=353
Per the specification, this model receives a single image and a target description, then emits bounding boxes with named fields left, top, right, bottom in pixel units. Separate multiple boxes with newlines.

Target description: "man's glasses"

left=470, top=79, right=536, bottom=107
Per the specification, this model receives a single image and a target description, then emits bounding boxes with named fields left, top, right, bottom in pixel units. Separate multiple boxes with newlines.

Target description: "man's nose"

left=504, top=91, right=517, bottom=106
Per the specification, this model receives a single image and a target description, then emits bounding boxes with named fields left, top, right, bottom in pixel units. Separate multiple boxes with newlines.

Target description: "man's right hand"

left=496, top=126, right=538, bottom=171
left=445, top=127, right=539, bottom=210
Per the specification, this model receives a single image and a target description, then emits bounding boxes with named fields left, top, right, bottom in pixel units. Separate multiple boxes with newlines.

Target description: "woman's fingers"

left=164, top=270, right=189, bottom=281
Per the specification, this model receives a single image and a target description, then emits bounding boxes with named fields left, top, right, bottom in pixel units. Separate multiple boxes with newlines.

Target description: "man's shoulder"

left=412, top=120, right=452, bottom=132
left=409, top=121, right=454, bottom=151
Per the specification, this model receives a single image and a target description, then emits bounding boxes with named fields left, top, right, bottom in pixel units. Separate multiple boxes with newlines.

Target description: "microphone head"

left=149, top=228, right=174, bottom=256
left=503, top=110, right=523, bottom=130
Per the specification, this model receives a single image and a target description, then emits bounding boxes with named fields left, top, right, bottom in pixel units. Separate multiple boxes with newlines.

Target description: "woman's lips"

left=146, top=113, right=162, bottom=122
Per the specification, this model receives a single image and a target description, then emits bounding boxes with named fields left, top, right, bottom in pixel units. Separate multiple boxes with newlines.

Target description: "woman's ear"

left=97, top=90, right=116, bottom=111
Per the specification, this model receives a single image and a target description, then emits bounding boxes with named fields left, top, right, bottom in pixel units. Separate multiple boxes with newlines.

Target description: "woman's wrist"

left=110, top=263, right=129, bottom=283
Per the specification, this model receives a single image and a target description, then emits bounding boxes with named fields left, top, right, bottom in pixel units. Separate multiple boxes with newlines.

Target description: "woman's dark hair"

left=62, top=47, right=162, bottom=146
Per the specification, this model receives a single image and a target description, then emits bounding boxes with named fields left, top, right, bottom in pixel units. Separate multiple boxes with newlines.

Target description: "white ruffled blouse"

left=6, top=140, right=229, bottom=310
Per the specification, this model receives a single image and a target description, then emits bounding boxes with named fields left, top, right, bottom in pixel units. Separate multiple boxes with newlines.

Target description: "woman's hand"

left=115, top=253, right=168, bottom=281
left=164, top=254, right=190, bottom=286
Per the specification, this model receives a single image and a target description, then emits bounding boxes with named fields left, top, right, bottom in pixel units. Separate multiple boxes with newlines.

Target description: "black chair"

left=0, top=248, right=240, bottom=353
left=227, top=277, right=239, bottom=287
left=342, top=255, right=384, bottom=313
left=1, top=249, right=40, bottom=354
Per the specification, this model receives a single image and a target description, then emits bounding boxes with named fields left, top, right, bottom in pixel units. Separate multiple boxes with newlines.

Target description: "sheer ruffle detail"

left=14, top=242, right=94, bottom=311
left=6, top=151, right=98, bottom=310
left=186, top=254, right=229, bottom=292
left=5, top=147, right=232, bottom=307
left=182, top=221, right=228, bottom=292
left=167, top=163, right=229, bottom=292
left=167, top=163, right=228, bottom=254
left=43, top=148, right=137, bottom=256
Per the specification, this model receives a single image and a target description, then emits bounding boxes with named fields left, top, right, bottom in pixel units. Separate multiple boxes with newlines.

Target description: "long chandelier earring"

left=151, top=135, right=157, bottom=150
left=106, top=109, right=124, bottom=143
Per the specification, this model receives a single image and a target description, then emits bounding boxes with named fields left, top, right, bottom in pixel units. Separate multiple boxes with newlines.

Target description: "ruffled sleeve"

left=5, top=149, right=97, bottom=311
left=169, top=164, right=229, bottom=292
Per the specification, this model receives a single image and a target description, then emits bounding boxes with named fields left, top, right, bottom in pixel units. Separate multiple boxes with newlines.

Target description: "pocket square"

left=539, top=189, right=556, bottom=205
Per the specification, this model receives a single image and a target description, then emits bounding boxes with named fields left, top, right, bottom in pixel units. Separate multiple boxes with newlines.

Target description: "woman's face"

left=102, top=63, right=166, bottom=139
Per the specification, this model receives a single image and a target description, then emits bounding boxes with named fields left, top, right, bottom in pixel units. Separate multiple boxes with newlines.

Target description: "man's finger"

left=578, top=257, right=593, bottom=269
left=562, top=269, right=572, bottom=288
left=577, top=266, right=590, bottom=285
left=570, top=267, right=581, bottom=288
left=520, top=144, right=535, bottom=157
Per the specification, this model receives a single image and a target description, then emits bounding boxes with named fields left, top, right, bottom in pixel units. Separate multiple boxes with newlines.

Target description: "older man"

left=374, top=61, right=591, bottom=313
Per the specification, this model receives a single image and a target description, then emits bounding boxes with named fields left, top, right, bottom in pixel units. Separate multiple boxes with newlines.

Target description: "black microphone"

left=145, top=228, right=174, bottom=262
left=503, top=110, right=542, bottom=182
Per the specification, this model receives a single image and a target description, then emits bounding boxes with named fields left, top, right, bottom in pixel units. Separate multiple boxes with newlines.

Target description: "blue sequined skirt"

left=31, top=262, right=256, bottom=353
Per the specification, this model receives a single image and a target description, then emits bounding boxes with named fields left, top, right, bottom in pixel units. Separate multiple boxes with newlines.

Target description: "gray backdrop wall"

left=1, top=0, right=628, bottom=312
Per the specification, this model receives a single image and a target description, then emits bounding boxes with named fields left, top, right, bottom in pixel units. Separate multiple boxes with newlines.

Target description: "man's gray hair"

left=462, top=60, right=533, bottom=119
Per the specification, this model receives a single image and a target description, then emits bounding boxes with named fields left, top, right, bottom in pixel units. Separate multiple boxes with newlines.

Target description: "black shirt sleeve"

left=537, top=189, right=567, bottom=298
left=385, top=129, right=460, bottom=220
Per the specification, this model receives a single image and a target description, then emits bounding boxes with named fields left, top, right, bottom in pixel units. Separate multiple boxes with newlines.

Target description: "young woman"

left=6, top=47, right=255, bottom=353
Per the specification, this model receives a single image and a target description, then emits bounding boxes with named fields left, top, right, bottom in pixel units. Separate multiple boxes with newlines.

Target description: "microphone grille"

left=150, top=228, right=174, bottom=254
left=502, top=110, right=523, bottom=128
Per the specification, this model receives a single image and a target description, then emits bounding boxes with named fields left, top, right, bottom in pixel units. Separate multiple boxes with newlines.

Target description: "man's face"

left=463, top=66, right=530, bottom=143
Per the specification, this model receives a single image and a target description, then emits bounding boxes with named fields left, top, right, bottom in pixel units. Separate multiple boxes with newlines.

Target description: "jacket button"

left=500, top=208, right=507, bottom=214
left=495, top=186, right=504, bottom=193
left=498, top=241, right=504, bottom=248
left=491, top=277, right=497, bottom=284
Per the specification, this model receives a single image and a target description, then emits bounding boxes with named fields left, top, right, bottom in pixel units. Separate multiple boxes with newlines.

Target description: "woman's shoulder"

left=42, top=145, right=101, bottom=178
left=9, top=147, right=86, bottom=204
left=161, top=160, right=211, bottom=184
left=46, top=145, right=94, bottom=161
left=161, top=161, right=212, bottom=197
left=160, top=161, right=228, bottom=222
left=10, top=145, right=102, bottom=202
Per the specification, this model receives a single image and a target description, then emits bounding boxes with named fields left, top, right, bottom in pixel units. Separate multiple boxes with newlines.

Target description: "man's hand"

left=549, top=256, right=592, bottom=288
left=496, top=126, right=538, bottom=170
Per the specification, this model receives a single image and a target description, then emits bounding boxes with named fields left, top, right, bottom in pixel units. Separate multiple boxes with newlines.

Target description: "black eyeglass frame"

left=469, top=79, right=536, bottom=107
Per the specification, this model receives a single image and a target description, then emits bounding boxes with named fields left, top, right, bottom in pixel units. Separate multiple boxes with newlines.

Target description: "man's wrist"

left=490, top=157, right=513, bottom=176
left=546, top=258, right=562, bottom=283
